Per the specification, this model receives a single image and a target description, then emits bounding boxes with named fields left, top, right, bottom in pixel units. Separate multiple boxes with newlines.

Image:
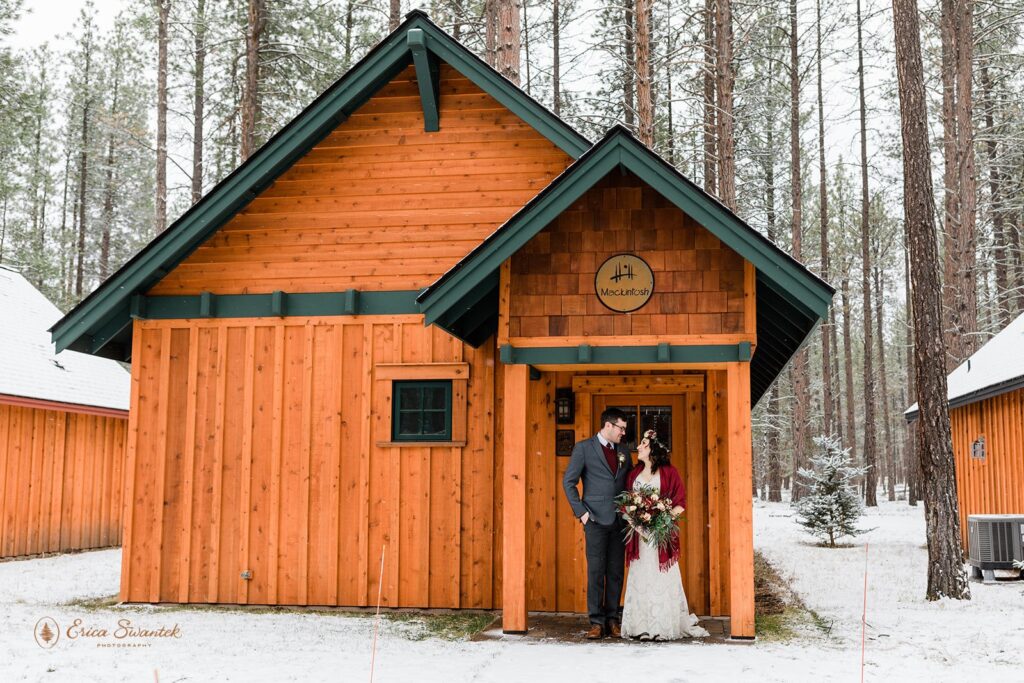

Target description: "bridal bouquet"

left=614, top=485, right=682, bottom=551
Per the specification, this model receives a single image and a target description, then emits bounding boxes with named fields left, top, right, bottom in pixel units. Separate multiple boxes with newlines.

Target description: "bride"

left=620, top=429, right=709, bottom=641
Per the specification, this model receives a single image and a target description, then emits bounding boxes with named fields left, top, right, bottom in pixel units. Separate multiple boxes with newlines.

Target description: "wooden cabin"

left=905, top=313, right=1024, bottom=547
left=0, top=266, right=129, bottom=559
left=51, top=12, right=833, bottom=638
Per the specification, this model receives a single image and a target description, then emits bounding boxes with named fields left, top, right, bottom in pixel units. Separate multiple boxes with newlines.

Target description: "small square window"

left=392, top=381, right=453, bottom=442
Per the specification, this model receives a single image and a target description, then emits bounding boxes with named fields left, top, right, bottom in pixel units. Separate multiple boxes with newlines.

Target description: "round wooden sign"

left=594, top=254, right=655, bottom=313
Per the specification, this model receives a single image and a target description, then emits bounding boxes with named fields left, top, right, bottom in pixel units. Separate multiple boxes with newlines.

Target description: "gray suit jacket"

left=562, top=435, right=632, bottom=526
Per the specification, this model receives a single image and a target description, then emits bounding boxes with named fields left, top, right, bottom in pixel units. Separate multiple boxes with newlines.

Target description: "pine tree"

left=794, top=435, right=870, bottom=547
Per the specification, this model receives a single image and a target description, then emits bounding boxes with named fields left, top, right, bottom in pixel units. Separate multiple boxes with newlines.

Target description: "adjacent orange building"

left=51, top=13, right=833, bottom=638
left=1, top=266, right=129, bottom=558
left=905, top=313, right=1024, bottom=547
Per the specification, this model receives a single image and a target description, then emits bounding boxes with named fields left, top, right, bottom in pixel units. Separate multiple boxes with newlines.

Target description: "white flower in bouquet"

left=641, top=512, right=651, bottom=521
left=650, top=493, right=659, bottom=502
left=627, top=505, right=637, bottom=512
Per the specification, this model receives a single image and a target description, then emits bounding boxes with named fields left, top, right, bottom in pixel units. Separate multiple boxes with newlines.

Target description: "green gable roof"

left=50, top=10, right=590, bottom=360
left=417, top=125, right=835, bottom=404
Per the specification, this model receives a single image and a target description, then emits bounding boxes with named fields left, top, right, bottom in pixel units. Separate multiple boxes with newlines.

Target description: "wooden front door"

left=591, top=393, right=709, bottom=615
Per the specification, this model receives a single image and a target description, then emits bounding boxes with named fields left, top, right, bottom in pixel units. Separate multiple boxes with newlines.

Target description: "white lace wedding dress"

left=620, top=471, right=710, bottom=640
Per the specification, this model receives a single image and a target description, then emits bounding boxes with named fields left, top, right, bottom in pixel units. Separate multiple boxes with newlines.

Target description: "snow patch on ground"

left=1, top=500, right=1020, bottom=681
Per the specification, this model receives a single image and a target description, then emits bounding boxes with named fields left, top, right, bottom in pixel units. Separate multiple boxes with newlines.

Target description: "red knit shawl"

left=624, top=463, right=686, bottom=572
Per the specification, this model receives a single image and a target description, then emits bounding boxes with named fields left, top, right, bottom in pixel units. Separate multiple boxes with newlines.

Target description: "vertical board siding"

left=123, top=317, right=497, bottom=608
left=149, top=65, right=572, bottom=296
left=948, top=388, right=1024, bottom=548
left=0, top=402, right=127, bottom=559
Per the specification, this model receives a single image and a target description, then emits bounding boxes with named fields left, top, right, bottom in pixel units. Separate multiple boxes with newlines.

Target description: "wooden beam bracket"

left=271, top=290, right=286, bottom=317
left=577, top=344, right=592, bottom=363
left=343, top=288, right=360, bottom=315
left=199, top=291, right=214, bottom=318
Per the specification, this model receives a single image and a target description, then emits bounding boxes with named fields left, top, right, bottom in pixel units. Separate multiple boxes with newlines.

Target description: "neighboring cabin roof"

left=904, top=312, right=1024, bottom=420
left=0, top=267, right=129, bottom=412
left=417, top=126, right=836, bottom=405
left=50, top=9, right=590, bottom=361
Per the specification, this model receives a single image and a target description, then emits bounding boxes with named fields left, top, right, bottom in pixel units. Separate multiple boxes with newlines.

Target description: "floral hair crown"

left=643, top=429, right=670, bottom=454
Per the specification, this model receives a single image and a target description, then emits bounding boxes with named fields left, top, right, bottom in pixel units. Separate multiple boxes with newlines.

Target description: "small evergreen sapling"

left=794, top=436, right=871, bottom=547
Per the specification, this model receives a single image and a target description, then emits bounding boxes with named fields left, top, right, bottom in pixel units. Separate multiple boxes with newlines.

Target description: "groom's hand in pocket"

left=580, top=512, right=590, bottom=525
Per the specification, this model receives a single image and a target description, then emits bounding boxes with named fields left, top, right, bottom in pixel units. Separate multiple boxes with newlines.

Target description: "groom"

left=562, top=408, right=631, bottom=639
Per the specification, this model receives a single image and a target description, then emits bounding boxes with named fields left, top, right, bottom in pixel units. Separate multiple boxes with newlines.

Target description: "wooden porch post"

left=726, top=361, right=755, bottom=638
left=502, top=363, right=528, bottom=633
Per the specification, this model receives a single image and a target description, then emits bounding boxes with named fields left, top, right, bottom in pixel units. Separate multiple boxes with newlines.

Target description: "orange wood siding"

left=948, top=387, right=1024, bottom=547
left=0, top=402, right=126, bottom=558
left=508, top=172, right=751, bottom=341
left=121, top=317, right=497, bottom=609
left=149, top=65, right=573, bottom=296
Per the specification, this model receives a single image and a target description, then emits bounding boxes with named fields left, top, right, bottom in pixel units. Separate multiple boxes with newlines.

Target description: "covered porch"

left=416, top=126, right=834, bottom=639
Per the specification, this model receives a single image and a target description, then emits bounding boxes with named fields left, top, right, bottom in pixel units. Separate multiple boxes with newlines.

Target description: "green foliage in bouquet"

left=614, top=484, right=681, bottom=551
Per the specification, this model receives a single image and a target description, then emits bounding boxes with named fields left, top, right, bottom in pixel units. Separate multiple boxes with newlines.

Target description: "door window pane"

left=640, top=406, right=672, bottom=451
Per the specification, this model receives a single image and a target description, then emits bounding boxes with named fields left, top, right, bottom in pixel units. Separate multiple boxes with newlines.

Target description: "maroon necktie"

left=601, top=441, right=618, bottom=474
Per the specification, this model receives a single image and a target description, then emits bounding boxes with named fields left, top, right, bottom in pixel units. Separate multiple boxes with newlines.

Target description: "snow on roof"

left=905, top=311, right=1024, bottom=416
left=0, top=266, right=129, bottom=411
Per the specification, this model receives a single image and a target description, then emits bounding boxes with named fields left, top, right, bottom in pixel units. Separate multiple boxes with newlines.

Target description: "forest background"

left=1, top=0, right=1020, bottom=514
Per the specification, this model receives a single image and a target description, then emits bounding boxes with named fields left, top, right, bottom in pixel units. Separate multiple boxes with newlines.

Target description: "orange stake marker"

left=861, top=542, right=869, bottom=683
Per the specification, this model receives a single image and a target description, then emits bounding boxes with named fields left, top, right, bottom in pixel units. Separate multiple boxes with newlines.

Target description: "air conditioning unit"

left=967, top=515, right=1024, bottom=583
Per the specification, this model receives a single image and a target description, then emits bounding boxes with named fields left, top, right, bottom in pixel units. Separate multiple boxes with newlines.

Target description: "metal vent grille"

left=968, top=515, right=1024, bottom=571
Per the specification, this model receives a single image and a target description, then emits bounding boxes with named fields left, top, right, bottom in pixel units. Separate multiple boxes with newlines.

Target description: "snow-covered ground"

left=1, top=500, right=1020, bottom=681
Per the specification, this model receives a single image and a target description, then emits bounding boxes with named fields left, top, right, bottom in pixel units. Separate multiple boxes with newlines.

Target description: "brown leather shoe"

left=607, top=621, right=622, bottom=638
left=586, top=624, right=604, bottom=640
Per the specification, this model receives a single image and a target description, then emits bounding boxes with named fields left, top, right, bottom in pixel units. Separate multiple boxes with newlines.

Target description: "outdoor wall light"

left=555, top=388, right=574, bottom=424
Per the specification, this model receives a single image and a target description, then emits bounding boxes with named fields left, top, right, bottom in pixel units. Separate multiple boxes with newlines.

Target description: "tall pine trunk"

left=788, top=0, right=809, bottom=502
left=702, top=0, right=716, bottom=194
left=552, top=0, right=560, bottom=116
left=841, top=276, right=858, bottom=465
left=192, top=0, right=207, bottom=205
left=904, top=237, right=919, bottom=505
left=496, top=0, right=520, bottom=84
left=485, top=0, right=497, bottom=67
left=635, top=0, right=653, bottom=146
left=816, top=0, right=833, bottom=437
left=891, top=0, right=970, bottom=600
left=99, top=60, right=120, bottom=282
left=241, top=0, right=266, bottom=162
left=954, top=0, right=977, bottom=356
left=982, top=66, right=1008, bottom=325
left=856, top=0, right=878, bottom=506
left=154, top=0, right=169, bottom=235
left=765, top=116, right=782, bottom=502
left=874, top=263, right=896, bottom=501
left=390, top=0, right=401, bottom=30
left=75, top=44, right=92, bottom=297
left=715, top=0, right=735, bottom=208
left=624, top=0, right=635, bottom=127
left=940, top=0, right=978, bottom=369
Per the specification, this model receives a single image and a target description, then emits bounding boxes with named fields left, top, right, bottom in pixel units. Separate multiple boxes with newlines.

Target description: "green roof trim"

left=499, top=343, right=754, bottom=365
left=408, top=28, right=440, bottom=131
left=417, top=126, right=835, bottom=404
left=141, top=290, right=420, bottom=319
left=50, top=9, right=589, bottom=361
